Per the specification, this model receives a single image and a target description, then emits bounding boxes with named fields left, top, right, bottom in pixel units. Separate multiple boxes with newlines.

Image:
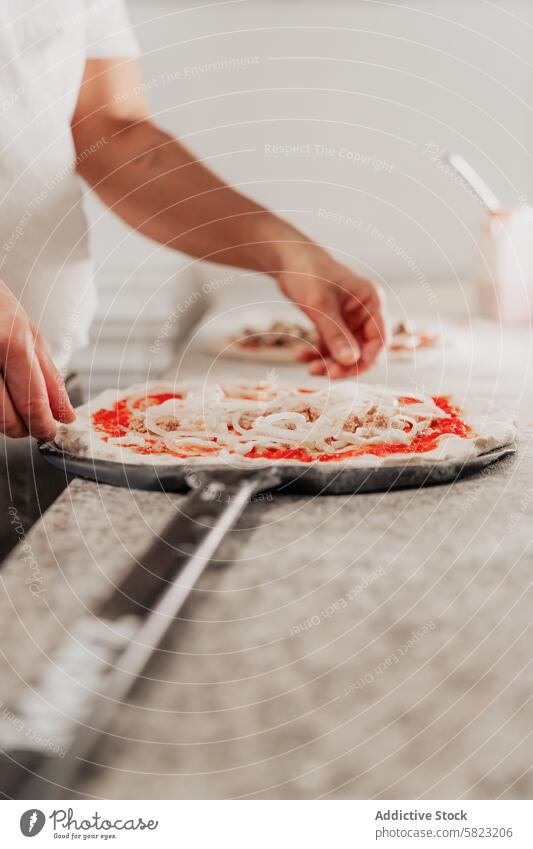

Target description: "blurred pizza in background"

left=388, top=321, right=441, bottom=357
left=200, top=312, right=442, bottom=363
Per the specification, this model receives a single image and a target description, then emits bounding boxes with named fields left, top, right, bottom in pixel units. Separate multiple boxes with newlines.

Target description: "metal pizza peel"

left=0, top=440, right=515, bottom=799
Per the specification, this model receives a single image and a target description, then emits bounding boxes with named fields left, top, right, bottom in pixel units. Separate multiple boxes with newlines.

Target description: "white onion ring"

left=117, top=381, right=457, bottom=460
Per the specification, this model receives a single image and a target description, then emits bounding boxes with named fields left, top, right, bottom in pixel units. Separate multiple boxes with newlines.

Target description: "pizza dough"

left=54, top=379, right=517, bottom=468
left=200, top=313, right=443, bottom=365
left=388, top=321, right=441, bottom=358
left=202, top=319, right=317, bottom=364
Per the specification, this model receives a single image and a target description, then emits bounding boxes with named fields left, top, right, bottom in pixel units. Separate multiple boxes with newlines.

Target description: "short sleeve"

left=84, top=0, right=140, bottom=58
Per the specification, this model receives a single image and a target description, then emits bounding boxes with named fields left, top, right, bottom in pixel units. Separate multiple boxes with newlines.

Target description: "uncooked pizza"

left=55, top=380, right=516, bottom=467
left=228, top=319, right=318, bottom=362
left=388, top=321, right=440, bottom=355
left=206, top=319, right=441, bottom=363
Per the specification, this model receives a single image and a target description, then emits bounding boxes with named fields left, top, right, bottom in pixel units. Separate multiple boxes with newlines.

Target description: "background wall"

left=76, top=0, right=533, bottom=387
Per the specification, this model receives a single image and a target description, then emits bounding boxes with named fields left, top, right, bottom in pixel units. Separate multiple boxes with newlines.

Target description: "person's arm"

left=72, top=59, right=385, bottom=377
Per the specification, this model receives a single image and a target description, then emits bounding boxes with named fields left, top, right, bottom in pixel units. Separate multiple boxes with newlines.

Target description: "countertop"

left=1, top=281, right=532, bottom=799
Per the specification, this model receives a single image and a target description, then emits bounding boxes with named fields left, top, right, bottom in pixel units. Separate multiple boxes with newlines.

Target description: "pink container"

left=476, top=207, right=533, bottom=321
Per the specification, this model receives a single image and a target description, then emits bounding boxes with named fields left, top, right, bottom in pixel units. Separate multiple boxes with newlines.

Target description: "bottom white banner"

left=2, top=799, right=533, bottom=847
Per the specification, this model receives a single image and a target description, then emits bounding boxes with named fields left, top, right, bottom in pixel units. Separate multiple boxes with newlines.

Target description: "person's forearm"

left=74, top=116, right=317, bottom=273
left=72, top=110, right=385, bottom=376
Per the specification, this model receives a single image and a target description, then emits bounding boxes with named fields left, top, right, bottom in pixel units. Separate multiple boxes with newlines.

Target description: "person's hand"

left=0, top=280, right=76, bottom=439
left=276, top=246, right=386, bottom=378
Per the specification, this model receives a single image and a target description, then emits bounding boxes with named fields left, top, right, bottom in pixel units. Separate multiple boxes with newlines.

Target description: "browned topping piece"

left=238, top=405, right=282, bottom=430
left=129, top=416, right=148, bottom=434
left=148, top=438, right=168, bottom=452
left=343, top=413, right=362, bottom=433
left=363, top=404, right=389, bottom=428
left=154, top=415, right=181, bottom=432
left=240, top=326, right=259, bottom=347
left=393, top=321, right=412, bottom=336
left=223, top=385, right=277, bottom=401
left=373, top=412, right=389, bottom=428
left=238, top=411, right=258, bottom=430
left=290, top=404, right=321, bottom=422
left=236, top=320, right=318, bottom=349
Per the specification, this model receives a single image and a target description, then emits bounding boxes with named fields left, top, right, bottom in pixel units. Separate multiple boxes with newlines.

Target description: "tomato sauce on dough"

left=92, top=392, right=184, bottom=455
left=91, top=393, right=471, bottom=461
left=244, top=396, right=471, bottom=462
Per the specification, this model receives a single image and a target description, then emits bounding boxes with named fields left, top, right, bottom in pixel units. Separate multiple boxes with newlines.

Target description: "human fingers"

left=33, top=330, right=76, bottom=423
left=3, top=322, right=57, bottom=440
left=0, top=376, right=28, bottom=438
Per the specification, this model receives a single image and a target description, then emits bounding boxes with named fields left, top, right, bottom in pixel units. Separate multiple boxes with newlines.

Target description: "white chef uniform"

left=0, top=0, right=139, bottom=560
left=0, top=0, right=139, bottom=368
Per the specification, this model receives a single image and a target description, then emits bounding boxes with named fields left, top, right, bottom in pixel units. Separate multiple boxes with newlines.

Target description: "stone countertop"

left=1, top=303, right=532, bottom=800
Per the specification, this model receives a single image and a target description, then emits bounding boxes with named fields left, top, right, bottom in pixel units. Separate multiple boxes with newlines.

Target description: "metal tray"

left=39, top=441, right=516, bottom=495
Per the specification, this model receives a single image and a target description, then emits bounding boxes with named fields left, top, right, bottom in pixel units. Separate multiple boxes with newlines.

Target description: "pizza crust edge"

left=54, top=381, right=517, bottom=468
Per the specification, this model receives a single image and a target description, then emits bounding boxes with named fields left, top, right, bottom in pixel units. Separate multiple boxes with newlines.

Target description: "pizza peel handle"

left=4, top=466, right=280, bottom=799
left=100, top=466, right=280, bottom=618
left=13, top=442, right=516, bottom=797
left=103, top=465, right=282, bottom=623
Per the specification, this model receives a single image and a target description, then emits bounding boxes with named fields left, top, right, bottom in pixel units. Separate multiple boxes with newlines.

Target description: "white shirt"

left=0, top=0, right=139, bottom=368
